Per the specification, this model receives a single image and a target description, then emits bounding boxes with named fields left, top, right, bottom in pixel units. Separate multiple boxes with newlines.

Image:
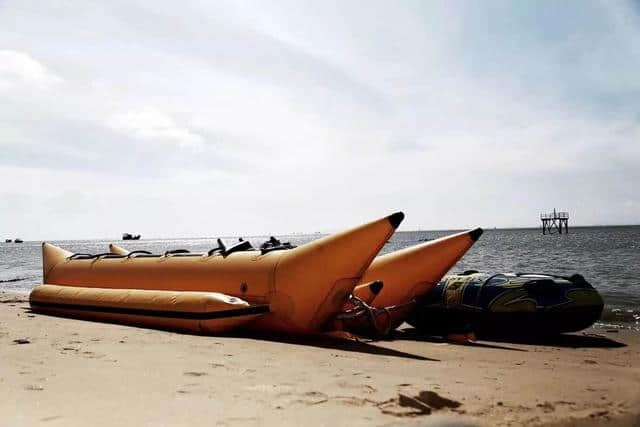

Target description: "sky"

left=1, top=1, right=639, bottom=240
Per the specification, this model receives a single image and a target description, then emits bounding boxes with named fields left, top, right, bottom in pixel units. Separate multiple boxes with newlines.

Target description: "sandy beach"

left=2, top=291, right=639, bottom=426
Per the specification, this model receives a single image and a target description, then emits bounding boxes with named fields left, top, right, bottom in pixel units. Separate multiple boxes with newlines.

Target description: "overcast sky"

left=1, top=1, right=639, bottom=239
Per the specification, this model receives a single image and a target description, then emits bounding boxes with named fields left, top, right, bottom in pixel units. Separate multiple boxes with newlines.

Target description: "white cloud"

left=0, top=50, right=62, bottom=90
left=107, top=108, right=205, bottom=151
left=0, top=1, right=639, bottom=238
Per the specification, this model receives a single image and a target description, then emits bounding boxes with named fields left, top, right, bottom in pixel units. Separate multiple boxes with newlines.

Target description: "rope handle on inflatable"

left=126, top=250, right=152, bottom=258
left=207, top=238, right=227, bottom=257
left=260, top=242, right=296, bottom=255
left=207, top=239, right=255, bottom=257
left=94, top=253, right=125, bottom=259
left=164, top=249, right=190, bottom=257
left=68, top=253, right=94, bottom=260
left=336, top=295, right=394, bottom=336
left=68, top=253, right=125, bottom=260
left=222, top=240, right=254, bottom=256
left=473, top=273, right=508, bottom=310
left=515, top=272, right=564, bottom=278
left=207, top=247, right=223, bottom=256
left=515, top=272, right=589, bottom=286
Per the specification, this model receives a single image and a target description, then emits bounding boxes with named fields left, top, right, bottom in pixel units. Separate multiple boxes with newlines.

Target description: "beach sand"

left=2, top=291, right=639, bottom=426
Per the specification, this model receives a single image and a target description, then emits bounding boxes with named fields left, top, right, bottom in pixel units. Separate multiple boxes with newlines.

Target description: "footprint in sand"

left=176, top=382, right=209, bottom=395
left=536, top=402, right=555, bottom=413
left=183, top=371, right=207, bottom=377
left=416, top=391, right=462, bottom=410
left=82, top=351, right=105, bottom=359
left=293, top=391, right=329, bottom=406
left=377, top=390, right=462, bottom=418
left=590, top=410, right=610, bottom=419
left=331, top=396, right=375, bottom=407
left=555, top=400, right=576, bottom=406
left=336, top=381, right=377, bottom=394
left=217, top=416, right=259, bottom=426
left=378, top=394, right=432, bottom=417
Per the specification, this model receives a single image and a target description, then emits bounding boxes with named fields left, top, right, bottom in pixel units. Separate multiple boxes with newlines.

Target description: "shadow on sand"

left=24, top=308, right=438, bottom=361
left=234, top=331, right=440, bottom=361
left=396, top=327, right=626, bottom=349
left=393, top=328, right=528, bottom=352
left=480, top=332, right=627, bottom=349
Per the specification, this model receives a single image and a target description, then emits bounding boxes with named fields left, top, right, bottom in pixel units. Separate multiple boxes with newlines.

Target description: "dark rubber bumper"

left=369, top=280, right=384, bottom=295
left=387, top=212, right=405, bottom=229
left=468, top=227, right=484, bottom=241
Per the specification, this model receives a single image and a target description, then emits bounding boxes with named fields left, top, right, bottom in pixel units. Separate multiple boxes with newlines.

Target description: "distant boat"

left=5, top=239, right=12, bottom=243
left=14, top=238, right=23, bottom=243
left=122, top=233, right=141, bottom=241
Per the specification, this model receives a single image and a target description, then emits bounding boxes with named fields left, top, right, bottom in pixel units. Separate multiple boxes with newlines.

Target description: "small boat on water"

left=5, top=239, right=12, bottom=243
left=407, top=271, right=604, bottom=337
left=14, top=238, right=23, bottom=243
left=122, top=233, right=141, bottom=240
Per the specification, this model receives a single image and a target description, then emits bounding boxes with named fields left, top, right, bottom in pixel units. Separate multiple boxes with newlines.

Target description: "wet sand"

left=2, top=291, right=639, bottom=426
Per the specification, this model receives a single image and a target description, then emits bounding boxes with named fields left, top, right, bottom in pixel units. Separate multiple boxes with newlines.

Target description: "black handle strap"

left=126, top=250, right=152, bottom=258
left=164, top=249, right=190, bottom=256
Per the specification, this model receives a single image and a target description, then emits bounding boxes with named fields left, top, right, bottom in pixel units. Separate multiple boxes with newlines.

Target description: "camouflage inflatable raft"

left=407, top=272, right=604, bottom=337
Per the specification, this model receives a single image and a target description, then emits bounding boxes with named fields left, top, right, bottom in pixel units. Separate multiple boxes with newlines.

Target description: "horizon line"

left=5, top=223, right=640, bottom=243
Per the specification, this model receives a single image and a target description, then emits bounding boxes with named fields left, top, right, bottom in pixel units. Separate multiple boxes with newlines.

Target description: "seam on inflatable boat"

left=31, top=302, right=270, bottom=319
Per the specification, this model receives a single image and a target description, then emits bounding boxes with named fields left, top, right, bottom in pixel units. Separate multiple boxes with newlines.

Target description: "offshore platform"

left=540, top=209, right=569, bottom=235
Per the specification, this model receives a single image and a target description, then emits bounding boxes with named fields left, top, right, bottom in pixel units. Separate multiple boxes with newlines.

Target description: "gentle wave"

left=0, top=277, right=27, bottom=283
left=597, top=307, right=640, bottom=330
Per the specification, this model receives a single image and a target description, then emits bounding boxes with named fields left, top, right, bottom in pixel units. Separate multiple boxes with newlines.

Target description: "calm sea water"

left=2, top=226, right=638, bottom=329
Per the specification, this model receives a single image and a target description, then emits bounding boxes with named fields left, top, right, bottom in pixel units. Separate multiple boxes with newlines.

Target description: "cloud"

left=108, top=108, right=205, bottom=151
left=0, top=1, right=638, bottom=239
left=0, top=50, right=62, bottom=90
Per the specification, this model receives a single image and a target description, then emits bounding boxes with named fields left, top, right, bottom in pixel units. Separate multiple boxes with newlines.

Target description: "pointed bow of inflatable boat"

left=258, top=212, right=404, bottom=333
left=358, top=227, right=483, bottom=308
left=352, top=280, right=384, bottom=305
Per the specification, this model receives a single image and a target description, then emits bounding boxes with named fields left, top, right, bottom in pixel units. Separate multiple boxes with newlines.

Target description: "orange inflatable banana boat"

left=30, top=285, right=268, bottom=334
left=106, top=226, right=483, bottom=335
left=30, top=212, right=404, bottom=334
left=357, top=228, right=483, bottom=307
left=342, top=228, right=484, bottom=334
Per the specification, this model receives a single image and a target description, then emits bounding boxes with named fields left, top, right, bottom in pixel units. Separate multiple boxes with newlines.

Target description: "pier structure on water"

left=540, top=209, right=569, bottom=235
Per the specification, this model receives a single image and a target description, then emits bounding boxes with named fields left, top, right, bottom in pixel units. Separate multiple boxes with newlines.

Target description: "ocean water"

left=2, top=226, right=639, bottom=329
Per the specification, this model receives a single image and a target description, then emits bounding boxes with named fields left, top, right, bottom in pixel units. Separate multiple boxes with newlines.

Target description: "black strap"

left=31, top=300, right=270, bottom=320
left=164, top=249, right=190, bottom=256
left=126, top=250, right=152, bottom=258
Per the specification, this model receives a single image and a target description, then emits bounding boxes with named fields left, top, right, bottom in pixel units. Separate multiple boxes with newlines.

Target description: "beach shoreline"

left=2, top=290, right=639, bottom=426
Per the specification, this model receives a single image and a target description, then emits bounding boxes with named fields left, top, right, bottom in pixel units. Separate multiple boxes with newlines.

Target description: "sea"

left=2, top=226, right=639, bottom=331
